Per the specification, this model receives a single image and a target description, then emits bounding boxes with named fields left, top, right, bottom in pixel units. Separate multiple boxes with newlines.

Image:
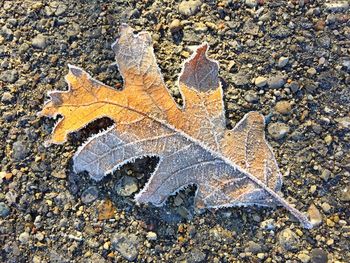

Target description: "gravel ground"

left=1, top=0, right=350, bottom=262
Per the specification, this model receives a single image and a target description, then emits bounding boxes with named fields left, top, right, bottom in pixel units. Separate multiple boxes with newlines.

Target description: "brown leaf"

left=98, top=199, right=115, bottom=220
left=40, top=24, right=313, bottom=229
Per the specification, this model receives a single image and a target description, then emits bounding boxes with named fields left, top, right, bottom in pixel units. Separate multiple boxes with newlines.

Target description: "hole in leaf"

left=69, top=117, right=115, bottom=146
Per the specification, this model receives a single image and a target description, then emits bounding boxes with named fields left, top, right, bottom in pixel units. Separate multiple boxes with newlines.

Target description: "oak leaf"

left=40, top=24, right=313, bottom=229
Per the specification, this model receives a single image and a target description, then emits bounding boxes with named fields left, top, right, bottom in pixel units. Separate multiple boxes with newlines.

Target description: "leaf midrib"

left=63, top=99, right=312, bottom=228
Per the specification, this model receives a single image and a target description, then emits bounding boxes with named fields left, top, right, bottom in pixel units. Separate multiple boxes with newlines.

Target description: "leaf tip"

left=67, top=64, right=84, bottom=78
left=179, top=42, right=219, bottom=92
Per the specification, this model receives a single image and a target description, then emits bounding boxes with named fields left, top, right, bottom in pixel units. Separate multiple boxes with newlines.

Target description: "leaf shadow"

left=67, top=154, right=196, bottom=238
left=65, top=117, right=278, bottom=243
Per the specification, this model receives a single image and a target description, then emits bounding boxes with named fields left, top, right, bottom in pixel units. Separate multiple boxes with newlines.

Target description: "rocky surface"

left=0, top=0, right=349, bottom=262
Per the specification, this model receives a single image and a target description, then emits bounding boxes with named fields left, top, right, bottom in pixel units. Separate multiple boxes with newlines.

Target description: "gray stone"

left=304, top=80, right=317, bottom=93
left=278, top=228, right=299, bottom=251
left=289, top=81, right=300, bottom=93
left=44, top=1, right=67, bottom=16
left=321, top=202, right=331, bottom=213
left=31, top=34, right=47, bottom=49
left=317, top=36, right=331, bottom=48
left=115, top=176, right=138, bottom=197
left=246, top=39, right=255, bottom=47
left=245, top=0, right=257, bottom=8
left=270, top=26, right=292, bottom=38
left=55, top=3, right=67, bottom=16
left=0, top=70, right=18, bottom=84
left=317, top=71, right=337, bottom=90
left=112, top=232, right=139, bottom=261
left=18, top=232, right=30, bottom=244
left=49, top=250, right=67, bottom=263
left=310, top=248, right=328, bottom=263
left=268, top=122, right=290, bottom=140
left=178, top=0, right=202, bottom=17
left=187, top=248, right=206, bottom=263
left=342, top=59, right=350, bottom=71
left=0, top=202, right=10, bottom=217
left=0, top=26, right=13, bottom=40
left=244, top=91, right=259, bottom=103
left=81, top=186, right=99, bottom=204
left=320, top=169, right=331, bottom=181
left=267, top=75, right=285, bottom=89
left=243, top=19, right=259, bottom=35
left=245, top=241, right=263, bottom=254
left=259, top=12, right=271, bottom=22
left=324, top=2, right=349, bottom=12
left=12, top=140, right=30, bottom=160
left=88, top=253, right=106, bottom=263
left=277, top=56, right=289, bottom=68
left=66, top=22, right=81, bottom=39
left=232, top=72, right=249, bottom=87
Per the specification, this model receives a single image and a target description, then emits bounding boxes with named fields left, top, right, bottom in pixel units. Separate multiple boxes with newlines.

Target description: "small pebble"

left=275, top=101, right=291, bottom=115
left=335, top=117, right=350, bottom=130
left=115, top=176, right=138, bottom=197
left=278, top=228, right=299, bottom=251
left=339, top=185, right=350, bottom=201
left=298, top=252, right=311, bottom=263
left=324, top=134, right=332, bottom=145
left=307, top=67, right=317, bottom=76
left=0, top=70, right=18, bottom=84
left=260, top=219, right=276, bottom=230
left=81, top=186, right=99, bottom=204
left=254, top=76, right=267, bottom=87
left=309, top=185, right=317, bottom=194
left=268, top=122, right=290, bottom=140
left=232, top=72, right=249, bottom=87
left=326, top=218, right=335, bottom=227
left=277, top=56, right=289, bottom=68
left=146, top=232, right=157, bottom=241
left=12, top=140, right=30, bottom=160
left=169, top=19, right=182, bottom=33
left=35, top=232, right=44, bottom=241
left=310, top=248, right=328, bottom=263
left=0, top=202, right=10, bottom=217
left=267, top=75, right=285, bottom=89
left=178, top=0, right=202, bottom=17
left=257, top=253, right=265, bottom=259
left=31, top=34, right=47, bottom=49
left=55, top=3, right=67, bottom=16
left=307, top=204, right=322, bottom=226
left=324, top=2, right=349, bottom=12
left=18, top=232, right=30, bottom=244
left=320, top=169, right=331, bottom=181
left=245, top=0, right=257, bottom=8
left=245, top=241, right=262, bottom=254
left=1, top=92, right=13, bottom=103
left=244, top=91, right=259, bottom=103
left=321, top=202, right=331, bottom=213
left=112, top=232, right=139, bottom=261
